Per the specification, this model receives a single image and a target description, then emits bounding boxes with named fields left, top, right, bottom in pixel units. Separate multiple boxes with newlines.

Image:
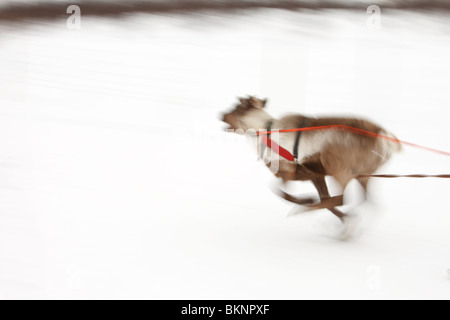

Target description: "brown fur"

left=290, top=116, right=385, bottom=186
left=221, top=96, right=400, bottom=222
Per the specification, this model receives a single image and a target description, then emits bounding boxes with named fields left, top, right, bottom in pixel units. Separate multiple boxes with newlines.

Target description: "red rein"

left=257, top=125, right=450, bottom=160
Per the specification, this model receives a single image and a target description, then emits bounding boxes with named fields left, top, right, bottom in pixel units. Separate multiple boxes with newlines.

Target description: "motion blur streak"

left=0, top=0, right=449, bottom=300
left=1, top=0, right=450, bottom=23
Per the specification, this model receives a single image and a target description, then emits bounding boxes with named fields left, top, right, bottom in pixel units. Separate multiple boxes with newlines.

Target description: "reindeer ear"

left=262, top=99, right=268, bottom=108
left=239, top=98, right=247, bottom=104
left=248, top=96, right=267, bottom=109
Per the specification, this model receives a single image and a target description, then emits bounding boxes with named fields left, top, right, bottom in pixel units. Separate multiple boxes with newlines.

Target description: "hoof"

left=338, top=214, right=361, bottom=241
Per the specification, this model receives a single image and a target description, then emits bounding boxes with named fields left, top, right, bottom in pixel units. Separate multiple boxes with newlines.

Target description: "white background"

left=0, top=7, right=449, bottom=299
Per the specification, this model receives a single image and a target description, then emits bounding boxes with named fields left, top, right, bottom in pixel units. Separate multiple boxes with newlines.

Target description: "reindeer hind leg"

left=311, top=177, right=346, bottom=222
left=356, top=176, right=370, bottom=202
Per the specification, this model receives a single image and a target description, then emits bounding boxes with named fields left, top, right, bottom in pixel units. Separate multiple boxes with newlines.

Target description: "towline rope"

left=256, top=124, right=450, bottom=179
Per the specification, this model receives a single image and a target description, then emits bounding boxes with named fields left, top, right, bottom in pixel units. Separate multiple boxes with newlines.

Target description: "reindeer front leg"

left=269, top=163, right=317, bottom=206
left=269, top=161, right=345, bottom=217
left=277, top=189, right=317, bottom=205
left=270, top=177, right=316, bottom=206
left=280, top=176, right=345, bottom=219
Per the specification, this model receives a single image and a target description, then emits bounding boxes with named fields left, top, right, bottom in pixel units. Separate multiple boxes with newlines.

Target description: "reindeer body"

left=263, top=115, right=401, bottom=188
left=222, top=97, right=401, bottom=224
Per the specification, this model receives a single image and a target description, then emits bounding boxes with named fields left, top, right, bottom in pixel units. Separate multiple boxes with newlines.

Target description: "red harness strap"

left=260, top=135, right=295, bottom=161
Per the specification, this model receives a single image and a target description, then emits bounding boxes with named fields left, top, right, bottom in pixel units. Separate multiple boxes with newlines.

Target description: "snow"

left=0, top=9, right=449, bottom=299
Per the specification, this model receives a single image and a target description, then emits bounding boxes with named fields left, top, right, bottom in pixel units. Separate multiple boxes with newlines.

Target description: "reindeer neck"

left=248, top=111, right=275, bottom=132
left=247, top=112, right=276, bottom=157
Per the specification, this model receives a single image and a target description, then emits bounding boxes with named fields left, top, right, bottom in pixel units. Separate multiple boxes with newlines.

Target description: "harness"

left=292, top=117, right=309, bottom=163
left=259, top=117, right=309, bottom=163
left=257, top=121, right=450, bottom=179
left=259, top=120, right=273, bottom=160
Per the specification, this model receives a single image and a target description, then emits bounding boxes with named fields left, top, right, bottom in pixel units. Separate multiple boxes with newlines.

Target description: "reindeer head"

left=221, top=96, right=270, bottom=133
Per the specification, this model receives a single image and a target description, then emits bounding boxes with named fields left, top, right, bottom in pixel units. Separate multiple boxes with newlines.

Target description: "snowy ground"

left=0, top=9, right=449, bottom=299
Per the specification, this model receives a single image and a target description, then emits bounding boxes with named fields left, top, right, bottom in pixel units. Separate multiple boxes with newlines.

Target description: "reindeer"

left=221, top=96, right=401, bottom=229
